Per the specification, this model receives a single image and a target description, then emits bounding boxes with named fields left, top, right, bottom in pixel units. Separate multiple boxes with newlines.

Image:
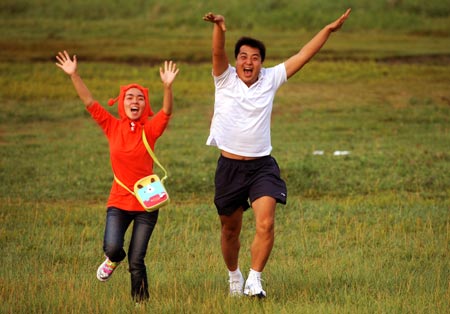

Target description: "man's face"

left=123, top=88, right=146, bottom=120
left=235, top=45, right=262, bottom=87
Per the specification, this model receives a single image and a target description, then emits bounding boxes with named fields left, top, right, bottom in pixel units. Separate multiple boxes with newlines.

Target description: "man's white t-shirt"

left=206, top=63, right=287, bottom=157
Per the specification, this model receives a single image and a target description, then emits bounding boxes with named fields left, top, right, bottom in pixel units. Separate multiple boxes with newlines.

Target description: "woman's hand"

left=55, top=50, right=78, bottom=76
left=159, top=60, right=180, bottom=87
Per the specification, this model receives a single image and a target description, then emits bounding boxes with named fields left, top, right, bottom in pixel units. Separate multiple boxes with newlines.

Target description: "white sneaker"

left=244, top=276, right=266, bottom=298
left=229, top=273, right=245, bottom=296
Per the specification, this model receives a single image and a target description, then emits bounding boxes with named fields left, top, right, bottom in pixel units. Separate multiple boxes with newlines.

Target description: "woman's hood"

left=108, top=83, right=154, bottom=123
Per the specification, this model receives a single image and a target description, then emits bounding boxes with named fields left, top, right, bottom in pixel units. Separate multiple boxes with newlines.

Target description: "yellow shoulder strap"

left=113, top=129, right=168, bottom=193
left=141, top=130, right=168, bottom=182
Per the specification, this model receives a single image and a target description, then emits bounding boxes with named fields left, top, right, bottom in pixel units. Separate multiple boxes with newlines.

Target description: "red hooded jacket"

left=87, top=83, right=171, bottom=211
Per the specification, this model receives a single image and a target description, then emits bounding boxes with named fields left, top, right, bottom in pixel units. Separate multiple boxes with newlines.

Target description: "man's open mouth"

left=244, top=68, right=253, bottom=75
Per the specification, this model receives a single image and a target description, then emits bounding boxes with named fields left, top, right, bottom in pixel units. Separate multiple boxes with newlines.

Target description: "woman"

left=56, top=51, right=179, bottom=303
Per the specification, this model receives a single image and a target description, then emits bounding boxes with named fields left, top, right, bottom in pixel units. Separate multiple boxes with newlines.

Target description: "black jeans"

left=103, top=207, right=159, bottom=302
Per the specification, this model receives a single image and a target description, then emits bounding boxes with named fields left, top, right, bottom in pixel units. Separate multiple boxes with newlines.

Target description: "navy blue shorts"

left=214, top=155, right=287, bottom=216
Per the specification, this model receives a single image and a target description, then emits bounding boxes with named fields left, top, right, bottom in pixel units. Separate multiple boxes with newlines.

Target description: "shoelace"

left=254, top=278, right=263, bottom=288
left=103, top=261, right=117, bottom=274
left=229, top=277, right=244, bottom=294
left=229, top=278, right=242, bottom=286
left=246, top=277, right=265, bottom=295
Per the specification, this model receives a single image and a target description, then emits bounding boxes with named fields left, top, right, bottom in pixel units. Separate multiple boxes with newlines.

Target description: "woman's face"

left=123, top=88, right=146, bottom=120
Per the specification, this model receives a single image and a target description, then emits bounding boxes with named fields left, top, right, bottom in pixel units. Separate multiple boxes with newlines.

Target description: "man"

left=203, top=9, right=351, bottom=298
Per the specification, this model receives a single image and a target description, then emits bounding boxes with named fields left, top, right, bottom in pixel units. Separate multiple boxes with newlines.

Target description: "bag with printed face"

left=133, top=174, right=169, bottom=212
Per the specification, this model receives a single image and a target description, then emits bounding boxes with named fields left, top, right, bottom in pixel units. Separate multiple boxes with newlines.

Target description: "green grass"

left=1, top=0, right=450, bottom=313
left=1, top=0, right=450, bottom=63
left=1, top=0, right=449, bottom=33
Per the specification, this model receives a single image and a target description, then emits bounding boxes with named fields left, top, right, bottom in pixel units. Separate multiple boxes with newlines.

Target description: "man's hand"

left=328, top=8, right=351, bottom=32
left=203, top=12, right=226, bottom=32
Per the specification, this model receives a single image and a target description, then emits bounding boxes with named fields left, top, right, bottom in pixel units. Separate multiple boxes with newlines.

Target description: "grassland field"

left=1, top=1, right=449, bottom=313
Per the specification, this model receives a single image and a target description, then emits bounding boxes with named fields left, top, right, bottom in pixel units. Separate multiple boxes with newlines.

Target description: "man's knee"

left=256, top=217, right=274, bottom=236
left=221, top=223, right=241, bottom=241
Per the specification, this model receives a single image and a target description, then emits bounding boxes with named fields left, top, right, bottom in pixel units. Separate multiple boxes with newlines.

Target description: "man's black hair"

left=234, top=37, right=266, bottom=62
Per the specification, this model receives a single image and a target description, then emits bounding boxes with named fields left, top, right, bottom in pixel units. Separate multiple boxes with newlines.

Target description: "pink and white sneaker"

left=96, top=257, right=119, bottom=282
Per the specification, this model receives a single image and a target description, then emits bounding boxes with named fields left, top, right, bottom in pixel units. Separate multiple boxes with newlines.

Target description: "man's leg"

left=219, top=207, right=243, bottom=271
left=250, top=196, right=276, bottom=271
left=244, top=196, right=276, bottom=297
left=220, top=208, right=246, bottom=295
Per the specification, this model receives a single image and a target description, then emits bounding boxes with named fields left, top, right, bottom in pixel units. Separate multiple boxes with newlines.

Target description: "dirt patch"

left=376, top=54, right=450, bottom=65
left=5, top=52, right=450, bottom=66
